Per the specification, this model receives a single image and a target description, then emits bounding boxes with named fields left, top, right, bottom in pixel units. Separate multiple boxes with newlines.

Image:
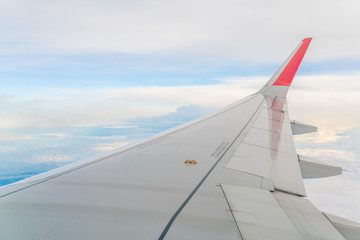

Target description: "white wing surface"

left=0, top=38, right=358, bottom=239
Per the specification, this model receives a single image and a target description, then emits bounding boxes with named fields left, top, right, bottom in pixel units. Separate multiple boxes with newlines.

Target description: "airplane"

left=0, top=38, right=359, bottom=240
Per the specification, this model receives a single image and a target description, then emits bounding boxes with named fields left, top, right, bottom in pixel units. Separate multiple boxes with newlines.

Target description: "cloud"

left=1, top=0, right=360, bottom=64
left=2, top=72, right=360, bottom=131
left=294, top=128, right=347, bottom=143
left=295, top=127, right=360, bottom=165
left=102, top=126, right=138, bottom=129
left=0, top=133, right=34, bottom=141
left=0, top=82, right=254, bottom=128
left=304, top=158, right=360, bottom=222
left=288, top=73, right=360, bottom=130
left=39, top=133, right=67, bottom=138
left=305, top=170, right=360, bottom=222
left=33, top=154, right=71, bottom=163
left=91, top=141, right=130, bottom=152
left=0, top=146, right=17, bottom=152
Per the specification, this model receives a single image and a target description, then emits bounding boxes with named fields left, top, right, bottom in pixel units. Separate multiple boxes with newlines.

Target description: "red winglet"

left=272, top=38, right=312, bottom=86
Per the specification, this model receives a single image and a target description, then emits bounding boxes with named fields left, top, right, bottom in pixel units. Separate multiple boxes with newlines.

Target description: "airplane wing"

left=0, top=38, right=359, bottom=240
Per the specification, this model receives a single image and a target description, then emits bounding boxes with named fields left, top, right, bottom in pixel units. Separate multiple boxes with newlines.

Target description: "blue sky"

left=1, top=0, right=360, bottom=222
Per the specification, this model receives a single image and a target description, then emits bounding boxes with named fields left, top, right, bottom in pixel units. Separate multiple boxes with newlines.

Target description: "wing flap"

left=298, top=154, right=342, bottom=179
left=221, top=184, right=346, bottom=240
left=272, top=192, right=346, bottom=240
left=290, top=120, right=318, bottom=135
left=324, top=213, right=360, bottom=240
left=221, top=184, right=303, bottom=240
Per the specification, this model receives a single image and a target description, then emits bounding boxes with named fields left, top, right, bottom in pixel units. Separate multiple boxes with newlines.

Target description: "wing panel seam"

left=219, top=184, right=244, bottom=240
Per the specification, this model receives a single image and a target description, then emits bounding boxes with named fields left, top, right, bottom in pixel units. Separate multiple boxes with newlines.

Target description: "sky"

left=1, top=0, right=360, bottom=223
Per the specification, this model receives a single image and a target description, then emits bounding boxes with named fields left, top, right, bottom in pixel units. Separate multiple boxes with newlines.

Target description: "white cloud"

left=32, top=154, right=71, bottom=163
left=288, top=73, right=360, bottom=130
left=0, top=82, right=255, bottom=128
left=2, top=73, right=360, bottom=130
left=0, top=146, right=18, bottom=152
left=294, top=128, right=347, bottom=143
left=39, top=133, right=67, bottom=138
left=297, top=148, right=356, bottom=162
left=305, top=168, right=360, bottom=222
left=0, top=133, right=34, bottom=141
left=0, top=132, right=67, bottom=141
left=1, top=0, right=360, bottom=63
left=91, top=141, right=130, bottom=152
left=102, top=126, right=138, bottom=129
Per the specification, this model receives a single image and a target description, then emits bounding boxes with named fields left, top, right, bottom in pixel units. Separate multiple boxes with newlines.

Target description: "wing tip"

left=271, top=37, right=312, bottom=87
left=302, top=37, right=313, bottom=48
